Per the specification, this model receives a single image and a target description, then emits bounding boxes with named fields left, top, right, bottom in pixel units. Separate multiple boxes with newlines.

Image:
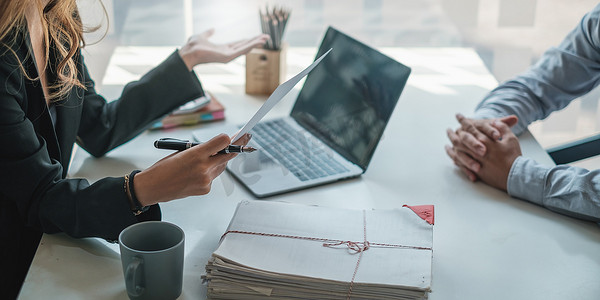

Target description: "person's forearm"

left=134, top=169, right=171, bottom=206
left=473, top=79, right=549, bottom=136
left=475, top=5, right=600, bottom=135
left=507, top=157, right=600, bottom=222
left=132, top=167, right=196, bottom=206
left=77, top=51, right=204, bottom=157
left=178, top=47, right=196, bottom=72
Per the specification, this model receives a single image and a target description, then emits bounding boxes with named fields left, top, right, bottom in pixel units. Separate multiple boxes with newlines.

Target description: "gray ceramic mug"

left=119, top=221, right=185, bottom=300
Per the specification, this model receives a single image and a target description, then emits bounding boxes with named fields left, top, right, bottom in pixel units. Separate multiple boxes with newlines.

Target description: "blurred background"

left=78, top=0, right=600, bottom=168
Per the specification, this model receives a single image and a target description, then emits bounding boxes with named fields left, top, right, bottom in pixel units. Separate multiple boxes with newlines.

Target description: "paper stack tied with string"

left=204, top=200, right=434, bottom=299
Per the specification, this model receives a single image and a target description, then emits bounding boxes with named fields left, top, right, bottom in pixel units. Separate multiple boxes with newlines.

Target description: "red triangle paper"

left=403, top=205, right=434, bottom=225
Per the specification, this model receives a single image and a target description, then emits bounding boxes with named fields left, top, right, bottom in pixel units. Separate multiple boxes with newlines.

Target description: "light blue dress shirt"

left=472, top=4, right=600, bottom=222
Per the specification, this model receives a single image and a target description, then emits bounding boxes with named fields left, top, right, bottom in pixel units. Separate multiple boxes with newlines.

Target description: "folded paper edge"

left=402, top=205, right=434, bottom=225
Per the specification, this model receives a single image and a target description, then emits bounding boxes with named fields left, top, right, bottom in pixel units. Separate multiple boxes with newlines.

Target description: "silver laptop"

left=196, top=27, right=411, bottom=198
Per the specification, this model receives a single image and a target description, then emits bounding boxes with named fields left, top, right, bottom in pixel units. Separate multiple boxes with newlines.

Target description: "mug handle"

left=125, top=256, right=145, bottom=297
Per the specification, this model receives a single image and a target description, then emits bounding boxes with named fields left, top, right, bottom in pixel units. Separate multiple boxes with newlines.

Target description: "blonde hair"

left=0, top=0, right=103, bottom=102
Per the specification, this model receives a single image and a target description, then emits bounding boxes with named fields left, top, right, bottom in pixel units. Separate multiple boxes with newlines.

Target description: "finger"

left=456, top=113, right=490, bottom=142
left=459, top=165, right=478, bottom=182
left=457, top=130, right=486, bottom=156
left=444, top=144, right=459, bottom=162
left=232, top=133, right=252, bottom=146
left=231, top=129, right=245, bottom=144
left=488, top=125, right=501, bottom=141
left=453, top=147, right=481, bottom=173
left=227, top=38, right=251, bottom=48
left=199, top=28, right=215, bottom=39
left=445, top=133, right=481, bottom=172
left=230, top=35, right=267, bottom=47
left=228, top=36, right=271, bottom=59
left=228, top=36, right=269, bottom=54
left=456, top=113, right=500, bottom=141
left=230, top=34, right=269, bottom=49
left=492, top=119, right=514, bottom=136
left=227, top=43, right=265, bottom=60
left=499, top=115, right=519, bottom=127
left=444, top=144, right=463, bottom=168
left=472, top=116, right=516, bottom=141
left=446, top=128, right=462, bottom=148
left=456, top=114, right=482, bottom=139
left=197, top=134, right=231, bottom=155
left=210, top=152, right=238, bottom=165
left=488, top=116, right=517, bottom=141
left=445, top=145, right=477, bottom=181
left=447, top=128, right=484, bottom=157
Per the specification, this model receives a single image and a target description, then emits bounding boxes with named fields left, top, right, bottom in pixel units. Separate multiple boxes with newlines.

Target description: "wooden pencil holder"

left=245, top=43, right=287, bottom=95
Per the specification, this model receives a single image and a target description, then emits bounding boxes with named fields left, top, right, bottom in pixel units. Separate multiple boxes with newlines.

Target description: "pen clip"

left=157, top=137, right=190, bottom=142
left=154, top=137, right=196, bottom=150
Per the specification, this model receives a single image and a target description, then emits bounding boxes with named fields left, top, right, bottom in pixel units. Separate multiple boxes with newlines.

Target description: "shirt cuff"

left=506, top=156, right=548, bottom=206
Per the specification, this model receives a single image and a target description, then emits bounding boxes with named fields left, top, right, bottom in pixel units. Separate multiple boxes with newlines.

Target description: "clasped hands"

left=445, top=114, right=522, bottom=191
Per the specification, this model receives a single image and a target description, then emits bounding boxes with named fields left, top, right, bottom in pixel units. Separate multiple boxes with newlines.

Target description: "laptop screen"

left=291, top=27, right=411, bottom=170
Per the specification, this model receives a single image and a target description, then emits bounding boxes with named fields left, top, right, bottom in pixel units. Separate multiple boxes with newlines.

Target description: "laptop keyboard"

left=251, top=119, right=349, bottom=181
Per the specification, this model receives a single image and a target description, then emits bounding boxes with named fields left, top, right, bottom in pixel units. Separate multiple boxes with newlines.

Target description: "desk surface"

left=20, top=47, right=600, bottom=300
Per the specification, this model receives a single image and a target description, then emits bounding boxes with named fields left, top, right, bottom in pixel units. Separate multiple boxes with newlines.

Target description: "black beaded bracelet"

left=125, top=170, right=148, bottom=216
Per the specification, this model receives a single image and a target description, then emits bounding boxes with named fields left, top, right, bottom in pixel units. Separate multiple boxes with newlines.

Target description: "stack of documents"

left=205, top=200, right=434, bottom=299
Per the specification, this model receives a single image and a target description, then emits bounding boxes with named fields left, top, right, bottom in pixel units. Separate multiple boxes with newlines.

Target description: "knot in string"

left=323, top=240, right=370, bottom=253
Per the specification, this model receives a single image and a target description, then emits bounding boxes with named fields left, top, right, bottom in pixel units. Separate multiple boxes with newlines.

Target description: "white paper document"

left=205, top=200, right=434, bottom=299
left=231, top=48, right=332, bottom=143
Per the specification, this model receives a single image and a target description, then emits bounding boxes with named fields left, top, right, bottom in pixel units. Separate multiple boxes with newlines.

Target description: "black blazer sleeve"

left=77, top=51, right=204, bottom=157
left=0, top=46, right=202, bottom=241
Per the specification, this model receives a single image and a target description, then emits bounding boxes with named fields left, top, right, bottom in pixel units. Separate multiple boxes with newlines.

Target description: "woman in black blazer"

left=0, top=0, right=267, bottom=297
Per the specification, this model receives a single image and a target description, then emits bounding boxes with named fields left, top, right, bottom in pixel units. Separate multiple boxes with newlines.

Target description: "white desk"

left=20, top=48, right=600, bottom=299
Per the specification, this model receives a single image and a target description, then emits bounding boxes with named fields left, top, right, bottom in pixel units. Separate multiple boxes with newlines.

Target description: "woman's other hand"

left=179, top=29, right=269, bottom=71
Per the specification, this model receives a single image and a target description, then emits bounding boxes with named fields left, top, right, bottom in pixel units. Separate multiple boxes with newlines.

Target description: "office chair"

left=547, top=133, right=600, bottom=164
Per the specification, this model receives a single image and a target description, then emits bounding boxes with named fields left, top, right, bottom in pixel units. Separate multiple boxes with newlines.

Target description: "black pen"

left=154, top=138, right=257, bottom=154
